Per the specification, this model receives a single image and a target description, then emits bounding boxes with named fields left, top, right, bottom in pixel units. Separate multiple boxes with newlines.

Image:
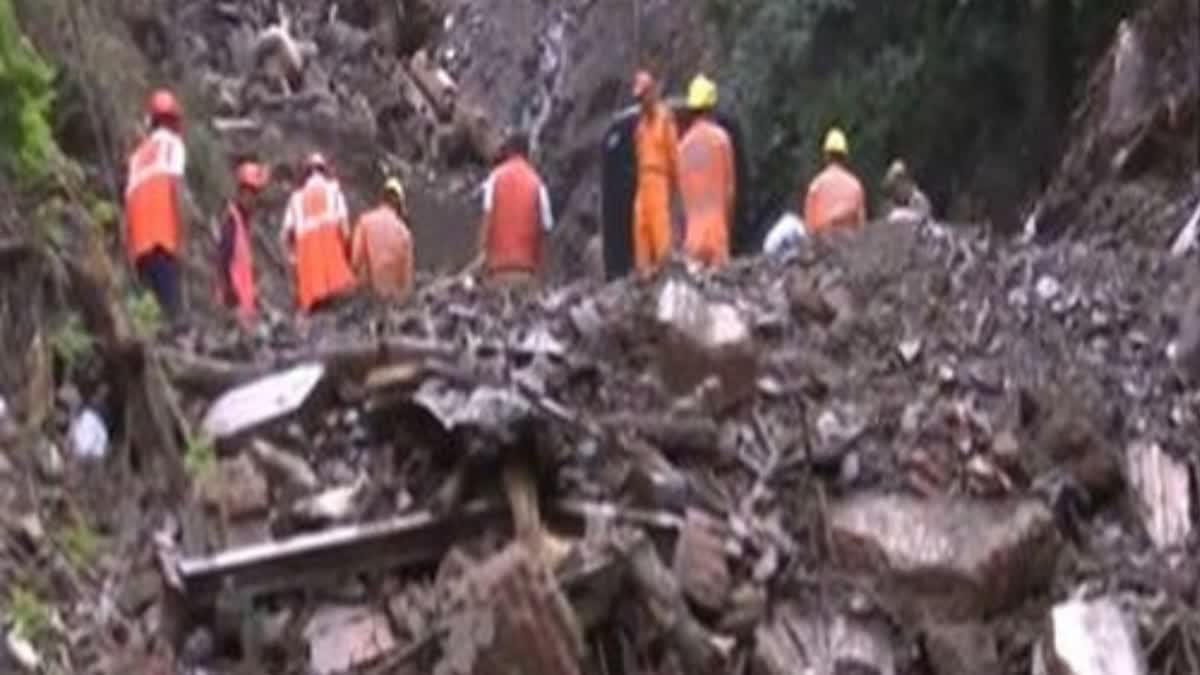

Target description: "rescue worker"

left=881, top=159, right=933, bottom=227
left=216, top=161, right=269, bottom=321
left=124, top=89, right=188, bottom=322
left=351, top=178, right=415, bottom=302
left=477, top=131, right=554, bottom=288
left=679, top=75, right=736, bottom=268
left=762, top=212, right=808, bottom=256
left=631, top=70, right=681, bottom=274
left=803, top=128, right=867, bottom=233
left=279, top=153, right=356, bottom=313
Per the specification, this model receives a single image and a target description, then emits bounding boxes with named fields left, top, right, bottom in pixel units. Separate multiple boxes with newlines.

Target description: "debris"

left=1034, top=596, right=1147, bottom=675
left=304, top=606, right=396, bottom=675
left=250, top=439, right=319, bottom=493
left=898, top=337, right=923, bottom=364
left=5, top=630, right=40, bottom=672
left=755, top=603, right=897, bottom=675
left=1124, top=440, right=1192, bottom=551
left=673, top=508, right=732, bottom=612
left=201, top=363, right=326, bottom=441
left=68, top=408, right=108, bottom=460
left=1169, top=199, right=1200, bottom=256
left=36, top=438, right=64, bottom=481
left=287, top=475, right=369, bottom=527
left=830, top=494, right=1061, bottom=618
left=923, top=622, right=1002, bottom=675
left=198, top=454, right=270, bottom=521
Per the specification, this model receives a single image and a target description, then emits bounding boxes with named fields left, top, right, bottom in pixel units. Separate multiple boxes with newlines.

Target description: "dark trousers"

left=135, top=247, right=181, bottom=321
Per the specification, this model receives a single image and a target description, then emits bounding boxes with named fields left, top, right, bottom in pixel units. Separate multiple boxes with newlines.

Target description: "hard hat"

left=686, top=75, right=718, bottom=110
left=632, top=70, right=655, bottom=98
left=146, top=89, right=182, bottom=120
left=305, top=152, right=328, bottom=172
left=236, top=162, right=269, bottom=191
left=382, top=177, right=406, bottom=204
left=823, top=128, right=849, bottom=156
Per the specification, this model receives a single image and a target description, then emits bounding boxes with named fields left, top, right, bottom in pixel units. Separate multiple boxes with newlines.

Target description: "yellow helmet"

left=823, top=128, right=849, bottom=156
left=383, top=177, right=406, bottom=205
left=686, top=75, right=718, bottom=110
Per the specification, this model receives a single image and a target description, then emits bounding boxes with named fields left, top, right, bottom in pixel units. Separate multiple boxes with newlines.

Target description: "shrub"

left=0, top=0, right=57, bottom=179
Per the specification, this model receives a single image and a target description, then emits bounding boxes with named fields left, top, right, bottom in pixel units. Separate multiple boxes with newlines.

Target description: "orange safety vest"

left=286, top=176, right=355, bottom=311
left=679, top=118, right=735, bottom=266
left=225, top=202, right=257, bottom=318
left=803, top=163, right=866, bottom=233
left=485, top=157, right=544, bottom=274
left=351, top=205, right=414, bottom=299
left=125, top=129, right=183, bottom=262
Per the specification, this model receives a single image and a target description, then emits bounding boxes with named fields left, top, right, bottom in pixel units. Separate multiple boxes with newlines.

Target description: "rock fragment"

left=673, top=508, right=732, bottom=612
left=1034, top=597, right=1146, bottom=675
left=923, top=622, right=1001, bottom=675
left=304, top=606, right=396, bottom=675
left=755, top=603, right=896, bottom=675
left=198, top=454, right=269, bottom=520
left=1124, top=440, right=1193, bottom=551
left=250, top=439, right=319, bottom=493
left=36, top=438, right=64, bottom=481
left=830, top=494, right=1061, bottom=618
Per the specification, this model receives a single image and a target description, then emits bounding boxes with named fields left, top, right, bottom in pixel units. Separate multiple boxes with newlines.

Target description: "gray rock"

left=1034, top=597, right=1146, bottom=675
left=1125, top=440, right=1192, bottom=551
left=755, top=603, right=895, bottom=675
left=304, top=606, right=396, bottom=675
left=36, top=438, right=65, bottom=481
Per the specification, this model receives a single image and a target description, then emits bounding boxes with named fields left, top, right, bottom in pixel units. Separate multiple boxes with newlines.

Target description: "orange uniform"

left=351, top=205, right=414, bottom=300
left=281, top=174, right=356, bottom=311
left=219, top=202, right=257, bottom=318
left=125, top=128, right=185, bottom=262
left=679, top=118, right=735, bottom=267
left=803, top=163, right=866, bottom=233
left=483, top=156, right=553, bottom=275
left=633, top=104, right=680, bottom=272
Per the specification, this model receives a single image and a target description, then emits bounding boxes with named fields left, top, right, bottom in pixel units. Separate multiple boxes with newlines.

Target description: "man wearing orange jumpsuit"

left=279, top=153, right=357, bottom=313
left=351, top=178, right=415, bottom=302
left=803, top=128, right=867, bottom=232
left=679, top=75, right=736, bottom=268
left=631, top=70, right=681, bottom=274
left=216, top=161, right=269, bottom=322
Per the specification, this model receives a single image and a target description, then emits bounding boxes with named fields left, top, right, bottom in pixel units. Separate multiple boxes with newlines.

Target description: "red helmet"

left=147, top=89, right=182, bottom=121
left=305, top=152, right=328, bottom=172
left=236, top=162, right=269, bottom=191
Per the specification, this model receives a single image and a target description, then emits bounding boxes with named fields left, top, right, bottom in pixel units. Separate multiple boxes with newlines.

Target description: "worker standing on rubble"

left=476, top=130, right=555, bottom=289
left=124, top=89, right=188, bottom=323
left=881, top=159, right=934, bottom=227
left=351, top=178, right=415, bottom=302
left=632, top=69, right=681, bottom=274
left=679, top=75, right=736, bottom=268
left=803, top=128, right=867, bottom=232
left=279, top=153, right=357, bottom=313
left=216, top=161, right=269, bottom=322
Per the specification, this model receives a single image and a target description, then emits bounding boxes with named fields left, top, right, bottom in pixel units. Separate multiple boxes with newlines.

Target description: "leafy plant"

left=7, top=586, right=51, bottom=641
left=0, top=0, right=57, bottom=179
left=184, top=433, right=217, bottom=480
left=125, top=289, right=163, bottom=338
left=49, top=311, right=95, bottom=375
left=60, top=519, right=104, bottom=569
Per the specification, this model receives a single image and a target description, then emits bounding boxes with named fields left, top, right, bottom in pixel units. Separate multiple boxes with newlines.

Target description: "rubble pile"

left=6, top=221, right=1198, bottom=674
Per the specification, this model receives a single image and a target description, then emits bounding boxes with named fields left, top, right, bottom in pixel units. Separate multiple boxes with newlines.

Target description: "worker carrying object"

left=279, top=152, right=356, bottom=313
left=679, top=75, right=736, bottom=268
left=351, top=178, right=415, bottom=302
left=881, top=159, right=933, bottom=227
left=216, top=162, right=269, bottom=321
left=125, top=89, right=188, bottom=322
left=477, top=130, right=554, bottom=289
left=803, top=127, right=866, bottom=233
left=632, top=69, right=681, bottom=274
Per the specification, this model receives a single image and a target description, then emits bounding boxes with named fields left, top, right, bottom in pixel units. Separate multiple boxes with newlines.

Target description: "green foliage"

left=125, top=289, right=164, bottom=338
left=0, top=0, right=57, bottom=179
left=49, top=311, right=96, bottom=376
left=60, top=518, right=104, bottom=569
left=184, top=434, right=217, bottom=480
left=7, top=586, right=51, bottom=641
left=704, top=0, right=1126, bottom=226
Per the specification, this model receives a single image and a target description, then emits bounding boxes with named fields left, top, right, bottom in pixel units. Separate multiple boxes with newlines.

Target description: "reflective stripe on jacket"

left=485, top=157, right=545, bottom=274
left=283, top=175, right=355, bottom=311
left=803, top=163, right=866, bottom=232
left=351, top=205, right=414, bottom=299
left=125, top=129, right=185, bottom=261
left=679, top=118, right=735, bottom=266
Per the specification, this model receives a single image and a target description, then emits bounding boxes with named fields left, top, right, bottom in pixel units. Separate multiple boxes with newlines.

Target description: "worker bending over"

left=478, top=131, right=554, bottom=289
left=803, top=128, right=866, bottom=233
left=279, top=153, right=356, bottom=313
left=679, top=75, right=736, bottom=268
left=217, top=162, right=269, bottom=321
left=632, top=70, right=681, bottom=274
left=351, top=178, right=415, bottom=302
left=881, top=159, right=933, bottom=227
left=125, top=89, right=188, bottom=323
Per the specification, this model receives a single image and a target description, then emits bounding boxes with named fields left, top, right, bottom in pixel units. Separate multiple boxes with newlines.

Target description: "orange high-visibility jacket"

left=224, top=202, right=257, bottom=318
left=125, top=128, right=186, bottom=262
left=803, top=163, right=866, bottom=233
left=351, top=205, right=414, bottom=300
left=633, top=104, right=680, bottom=271
left=484, top=156, right=548, bottom=274
left=282, top=174, right=355, bottom=311
left=679, top=118, right=735, bottom=267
